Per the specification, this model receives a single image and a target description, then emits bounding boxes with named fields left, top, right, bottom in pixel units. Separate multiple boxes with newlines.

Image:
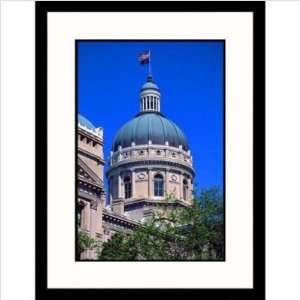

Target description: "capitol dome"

left=107, top=72, right=194, bottom=221
left=112, top=111, right=189, bottom=152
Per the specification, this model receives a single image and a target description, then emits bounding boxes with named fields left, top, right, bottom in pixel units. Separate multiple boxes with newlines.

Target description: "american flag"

left=138, top=51, right=150, bottom=65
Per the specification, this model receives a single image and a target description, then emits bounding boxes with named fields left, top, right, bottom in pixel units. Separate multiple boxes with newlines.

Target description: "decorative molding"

left=78, top=190, right=99, bottom=207
left=78, top=148, right=105, bottom=166
left=102, top=209, right=140, bottom=228
left=78, top=126, right=103, bottom=144
left=78, top=156, right=104, bottom=187
left=171, top=174, right=178, bottom=182
left=137, top=172, right=146, bottom=180
left=107, top=159, right=195, bottom=178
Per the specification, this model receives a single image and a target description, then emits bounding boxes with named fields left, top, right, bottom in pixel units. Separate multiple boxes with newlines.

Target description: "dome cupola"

left=140, top=75, right=161, bottom=113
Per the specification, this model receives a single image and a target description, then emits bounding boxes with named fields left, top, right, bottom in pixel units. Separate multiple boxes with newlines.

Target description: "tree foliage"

left=77, top=230, right=100, bottom=260
left=98, top=187, right=224, bottom=261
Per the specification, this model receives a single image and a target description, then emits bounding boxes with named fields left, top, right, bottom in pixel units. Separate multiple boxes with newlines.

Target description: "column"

left=89, top=208, right=96, bottom=238
left=108, top=181, right=112, bottom=206
left=118, top=173, right=122, bottom=198
left=189, top=178, right=193, bottom=202
left=165, top=169, right=168, bottom=196
left=83, top=202, right=90, bottom=231
left=179, top=172, right=183, bottom=200
left=131, top=170, right=135, bottom=199
left=95, top=193, right=104, bottom=235
left=148, top=169, right=152, bottom=198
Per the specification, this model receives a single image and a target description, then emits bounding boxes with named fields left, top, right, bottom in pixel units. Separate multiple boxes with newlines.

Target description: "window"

left=154, top=174, right=164, bottom=197
left=183, top=179, right=188, bottom=201
left=124, top=176, right=132, bottom=199
left=77, top=203, right=84, bottom=227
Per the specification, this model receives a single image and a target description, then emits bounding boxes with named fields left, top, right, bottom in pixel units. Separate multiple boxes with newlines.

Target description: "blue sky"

left=78, top=41, right=224, bottom=192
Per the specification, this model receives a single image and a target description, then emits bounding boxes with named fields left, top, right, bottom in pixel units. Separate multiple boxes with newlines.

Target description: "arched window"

left=183, top=179, right=188, bottom=200
left=124, top=176, right=132, bottom=199
left=154, top=174, right=164, bottom=197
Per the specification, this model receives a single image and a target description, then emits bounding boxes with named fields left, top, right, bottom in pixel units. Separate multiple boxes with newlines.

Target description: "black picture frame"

left=36, top=1, right=265, bottom=299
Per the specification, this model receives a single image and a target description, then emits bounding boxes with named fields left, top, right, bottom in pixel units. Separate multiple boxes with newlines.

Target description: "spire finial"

left=147, top=73, right=153, bottom=82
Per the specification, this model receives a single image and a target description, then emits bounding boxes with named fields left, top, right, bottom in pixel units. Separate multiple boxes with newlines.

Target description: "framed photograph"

left=36, top=1, right=265, bottom=298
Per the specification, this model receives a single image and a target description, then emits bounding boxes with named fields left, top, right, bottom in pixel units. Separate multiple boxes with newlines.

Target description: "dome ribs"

left=112, top=112, right=189, bottom=152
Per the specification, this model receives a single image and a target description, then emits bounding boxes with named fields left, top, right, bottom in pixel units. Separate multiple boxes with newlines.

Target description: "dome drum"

left=108, top=144, right=193, bottom=172
left=106, top=152, right=195, bottom=183
left=107, top=163, right=194, bottom=221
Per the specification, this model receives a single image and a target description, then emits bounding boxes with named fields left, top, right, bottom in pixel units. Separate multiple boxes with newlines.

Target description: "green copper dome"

left=112, top=112, right=189, bottom=152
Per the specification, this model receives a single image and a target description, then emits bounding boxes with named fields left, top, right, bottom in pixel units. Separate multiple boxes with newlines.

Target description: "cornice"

left=78, top=148, right=105, bottom=166
left=78, top=126, right=103, bottom=144
left=102, top=209, right=140, bottom=227
left=106, top=159, right=195, bottom=178
left=78, top=156, right=104, bottom=187
left=124, top=197, right=191, bottom=208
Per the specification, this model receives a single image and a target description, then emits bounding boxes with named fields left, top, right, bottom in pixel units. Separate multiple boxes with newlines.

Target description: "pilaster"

left=131, top=170, right=136, bottom=199
left=148, top=168, right=152, bottom=198
left=118, top=173, right=122, bottom=198
left=83, top=202, right=91, bottom=231
left=179, top=172, right=183, bottom=200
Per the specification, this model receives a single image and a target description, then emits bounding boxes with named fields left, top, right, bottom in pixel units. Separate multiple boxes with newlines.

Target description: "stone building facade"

left=77, top=74, right=195, bottom=259
left=77, top=115, right=138, bottom=259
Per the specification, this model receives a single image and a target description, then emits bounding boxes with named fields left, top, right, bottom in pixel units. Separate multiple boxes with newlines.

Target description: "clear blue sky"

left=78, top=41, right=224, bottom=192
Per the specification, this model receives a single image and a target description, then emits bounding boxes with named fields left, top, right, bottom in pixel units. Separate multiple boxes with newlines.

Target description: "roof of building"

left=112, top=111, right=189, bottom=151
left=140, top=74, right=160, bottom=91
left=78, top=114, right=95, bottom=131
left=141, top=81, right=159, bottom=91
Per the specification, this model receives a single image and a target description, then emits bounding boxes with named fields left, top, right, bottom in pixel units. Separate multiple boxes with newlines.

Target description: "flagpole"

left=148, top=50, right=151, bottom=76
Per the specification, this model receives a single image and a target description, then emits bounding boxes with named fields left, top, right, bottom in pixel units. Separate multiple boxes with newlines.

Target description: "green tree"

left=98, top=187, right=224, bottom=261
left=77, top=231, right=100, bottom=259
